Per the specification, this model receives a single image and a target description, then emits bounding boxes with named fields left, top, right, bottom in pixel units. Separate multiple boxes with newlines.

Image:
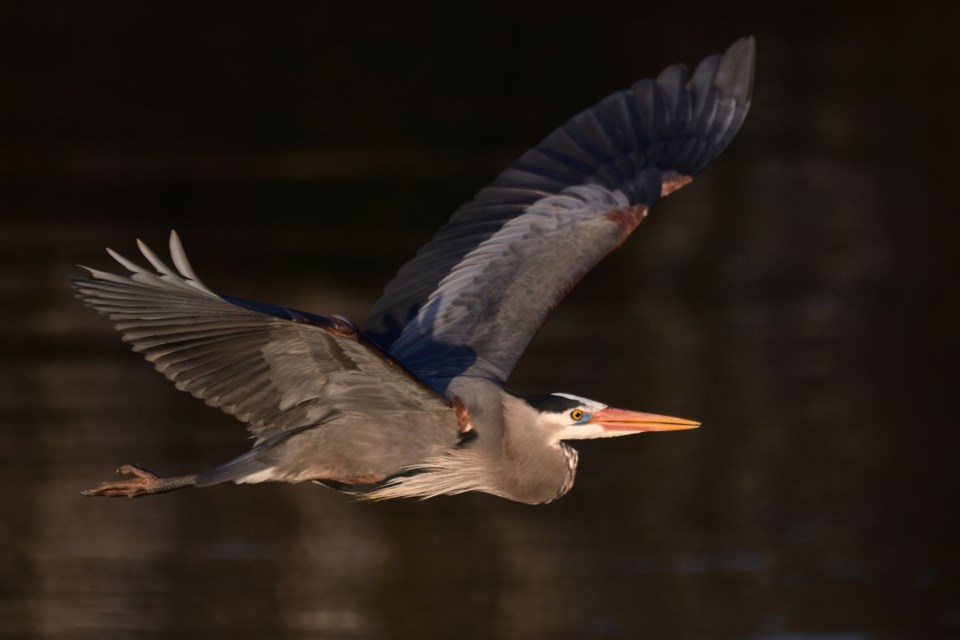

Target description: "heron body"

left=76, top=38, right=755, bottom=504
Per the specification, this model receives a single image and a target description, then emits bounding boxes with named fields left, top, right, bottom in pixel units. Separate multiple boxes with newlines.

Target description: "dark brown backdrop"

left=2, top=2, right=958, bottom=638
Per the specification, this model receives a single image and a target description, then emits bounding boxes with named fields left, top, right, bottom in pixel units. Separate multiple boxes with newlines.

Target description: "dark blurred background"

left=2, top=2, right=958, bottom=639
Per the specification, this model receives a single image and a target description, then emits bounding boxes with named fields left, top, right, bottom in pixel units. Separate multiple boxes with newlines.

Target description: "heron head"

left=524, top=392, right=700, bottom=442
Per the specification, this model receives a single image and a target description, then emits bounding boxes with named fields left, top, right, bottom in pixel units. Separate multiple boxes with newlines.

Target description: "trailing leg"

left=82, top=464, right=198, bottom=498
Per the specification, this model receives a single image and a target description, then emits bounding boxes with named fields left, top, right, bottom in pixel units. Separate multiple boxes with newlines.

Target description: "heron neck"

left=441, top=380, right=579, bottom=504
left=496, top=393, right=579, bottom=504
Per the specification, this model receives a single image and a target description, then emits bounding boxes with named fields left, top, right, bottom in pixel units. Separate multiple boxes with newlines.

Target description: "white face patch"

left=540, top=394, right=613, bottom=442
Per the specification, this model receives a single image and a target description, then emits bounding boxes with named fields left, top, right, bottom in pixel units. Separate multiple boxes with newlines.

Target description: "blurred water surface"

left=2, top=3, right=958, bottom=639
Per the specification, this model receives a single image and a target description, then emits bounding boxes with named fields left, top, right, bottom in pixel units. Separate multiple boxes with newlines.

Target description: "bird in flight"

left=76, top=38, right=754, bottom=504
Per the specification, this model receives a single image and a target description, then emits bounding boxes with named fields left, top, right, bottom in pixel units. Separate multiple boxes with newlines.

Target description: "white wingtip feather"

left=105, top=247, right=148, bottom=275
left=136, top=239, right=177, bottom=276
left=82, top=234, right=217, bottom=298
left=170, top=231, right=197, bottom=279
left=77, top=265, right=134, bottom=285
left=169, top=230, right=215, bottom=294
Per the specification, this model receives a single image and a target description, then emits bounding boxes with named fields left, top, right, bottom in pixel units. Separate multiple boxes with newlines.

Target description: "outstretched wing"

left=73, top=232, right=454, bottom=443
left=363, top=38, right=755, bottom=392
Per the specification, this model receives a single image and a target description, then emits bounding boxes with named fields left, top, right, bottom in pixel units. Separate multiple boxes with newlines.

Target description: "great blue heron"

left=76, top=38, right=754, bottom=504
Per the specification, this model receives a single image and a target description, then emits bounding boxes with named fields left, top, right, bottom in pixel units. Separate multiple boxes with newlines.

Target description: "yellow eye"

left=570, top=409, right=584, bottom=421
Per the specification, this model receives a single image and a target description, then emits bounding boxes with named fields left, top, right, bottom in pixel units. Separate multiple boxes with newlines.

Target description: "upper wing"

left=363, top=38, right=755, bottom=392
left=73, top=232, right=454, bottom=443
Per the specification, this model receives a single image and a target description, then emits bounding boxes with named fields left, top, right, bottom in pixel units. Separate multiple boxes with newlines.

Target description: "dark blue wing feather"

left=218, top=293, right=349, bottom=330
left=363, top=38, right=755, bottom=391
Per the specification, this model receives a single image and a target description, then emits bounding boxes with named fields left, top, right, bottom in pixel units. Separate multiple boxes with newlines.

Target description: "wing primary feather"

left=363, top=38, right=755, bottom=388
left=105, top=247, right=149, bottom=275
left=136, top=239, right=177, bottom=276
left=169, top=230, right=215, bottom=294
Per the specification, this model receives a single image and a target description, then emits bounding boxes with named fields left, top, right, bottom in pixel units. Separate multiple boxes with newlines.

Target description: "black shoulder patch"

left=516, top=392, right=581, bottom=413
left=457, top=429, right=478, bottom=447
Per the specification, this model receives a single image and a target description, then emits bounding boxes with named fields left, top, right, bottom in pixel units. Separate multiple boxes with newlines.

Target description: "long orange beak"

left=588, top=407, right=700, bottom=432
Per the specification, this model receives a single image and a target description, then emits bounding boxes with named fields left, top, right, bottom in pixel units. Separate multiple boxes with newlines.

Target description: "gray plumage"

left=76, top=38, right=754, bottom=505
left=75, top=238, right=462, bottom=487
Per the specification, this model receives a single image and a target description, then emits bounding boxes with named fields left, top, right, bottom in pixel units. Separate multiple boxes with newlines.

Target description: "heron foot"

left=82, top=464, right=197, bottom=498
